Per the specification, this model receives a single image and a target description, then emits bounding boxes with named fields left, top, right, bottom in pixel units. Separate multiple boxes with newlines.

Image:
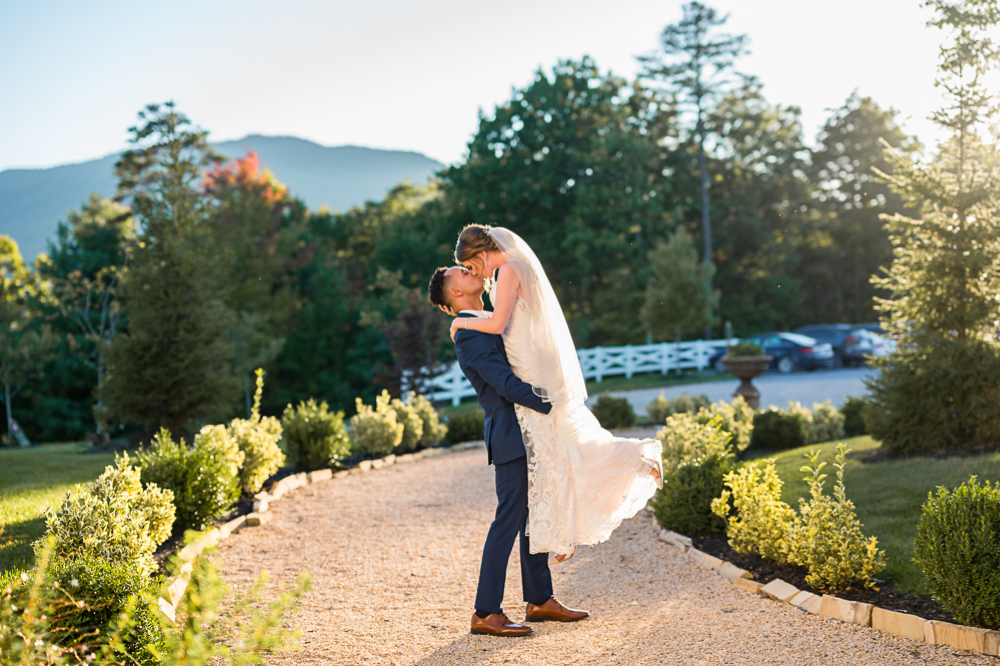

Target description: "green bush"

left=408, top=393, right=448, bottom=449
left=694, top=396, right=754, bottom=453
left=727, top=341, right=764, bottom=357
left=390, top=397, right=424, bottom=453
left=38, top=454, right=175, bottom=576
left=646, top=392, right=710, bottom=424
left=913, top=476, right=1000, bottom=629
left=1, top=539, right=311, bottom=666
left=592, top=393, right=636, bottom=429
left=281, top=398, right=351, bottom=470
left=749, top=407, right=809, bottom=451
left=842, top=395, right=870, bottom=437
left=136, top=427, right=242, bottom=531
left=651, top=453, right=731, bottom=535
left=445, top=409, right=485, bottom=444
left=350, top=390, right=404, bottom=457
left=42, top=554, right=165, bottom=665
left=785, top=445, right=885, bottom=591
left=867, top=339, right=1000, bottom=454
left=227, top=369, right=285, bottom=493
left=657, top=413, right=731, bottom=470
left=712, top=459, right=797, bottom=564
left=806, top=400, right=845, bottom=444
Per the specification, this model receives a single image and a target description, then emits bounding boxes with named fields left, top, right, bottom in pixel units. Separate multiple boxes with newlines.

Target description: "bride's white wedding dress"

left=486, top=229, right=662, bottom=557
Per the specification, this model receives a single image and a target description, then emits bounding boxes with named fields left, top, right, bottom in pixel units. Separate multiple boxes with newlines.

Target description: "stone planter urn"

left=720, top=355, right=773, bottom=410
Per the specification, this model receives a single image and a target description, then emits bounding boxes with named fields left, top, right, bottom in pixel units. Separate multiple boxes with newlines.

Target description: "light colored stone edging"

left=156, top=440, right=485, bottom=623
left=651, top=517, right=1000, bottom=658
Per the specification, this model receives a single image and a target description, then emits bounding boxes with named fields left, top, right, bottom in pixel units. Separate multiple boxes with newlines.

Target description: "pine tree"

left=641, top=227, right=719, bottom=346
left=866, top=0, right=1000, bottom=453
left=101, top=102, right=239, bottom=431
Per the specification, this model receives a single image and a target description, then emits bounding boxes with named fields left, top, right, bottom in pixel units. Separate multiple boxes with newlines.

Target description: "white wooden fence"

left=427, top=339, right=733, bottom=406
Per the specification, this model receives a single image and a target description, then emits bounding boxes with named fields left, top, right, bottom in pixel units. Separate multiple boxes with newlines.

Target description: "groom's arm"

left=455, top=332, right=552, bottom=415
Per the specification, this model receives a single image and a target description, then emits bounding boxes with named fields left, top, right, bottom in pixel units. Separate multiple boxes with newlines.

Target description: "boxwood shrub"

left=913, top=477, right=1000, bottom=629
left=842, top=395, right=870, bottom=437
left=749, top=408, right=809, bottom=451
left=650, top=452, right=731, bottom=535
left=445, top=409, right=485, bottom=444
left=592, top=393, right=636, bottom=429
left=281, top=399, right=351, bottom=470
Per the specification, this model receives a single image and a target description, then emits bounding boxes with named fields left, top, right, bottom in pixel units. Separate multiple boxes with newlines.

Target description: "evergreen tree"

left=0, top=236, right=57, bottom=441
left=808, top=94, right=919, bottom=323
left=101, top=102, right=239, bottom=432
left=639, top=1, right=747, bottom=336
left=866, top=0, right=1000, bottom=453
left=641, top=226, right=719, bottom=346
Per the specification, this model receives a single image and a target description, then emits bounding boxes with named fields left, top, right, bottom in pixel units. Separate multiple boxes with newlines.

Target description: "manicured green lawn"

left=748, top=436, right=1000, bottom=595
left=0, top=443, right=115, bottom=576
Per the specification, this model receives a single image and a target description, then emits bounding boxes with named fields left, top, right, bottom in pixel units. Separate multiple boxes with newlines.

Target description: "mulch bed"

left=692, top=534, right=954, bottom=623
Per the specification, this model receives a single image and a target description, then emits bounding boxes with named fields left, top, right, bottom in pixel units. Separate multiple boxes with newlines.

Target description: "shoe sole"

left=524, top=615, right=589, bottom=623
left=470, top=629, right=533, bottom=636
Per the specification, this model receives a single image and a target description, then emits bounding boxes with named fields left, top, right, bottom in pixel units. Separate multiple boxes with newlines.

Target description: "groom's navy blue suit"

left=454, top=312, right=554, bottom=615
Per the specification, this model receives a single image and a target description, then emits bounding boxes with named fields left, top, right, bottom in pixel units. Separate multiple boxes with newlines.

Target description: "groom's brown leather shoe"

left=524, top=597, right=589, bottom=622
left=470, top=612, right=533, bottom=637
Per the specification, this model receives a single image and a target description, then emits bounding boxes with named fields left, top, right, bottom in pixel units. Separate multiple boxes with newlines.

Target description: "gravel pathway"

left=216, top=448, right=990, bottom=665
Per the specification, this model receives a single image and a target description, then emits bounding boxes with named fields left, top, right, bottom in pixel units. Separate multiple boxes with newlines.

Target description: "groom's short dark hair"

left=428, top=267, right=452, bottom=313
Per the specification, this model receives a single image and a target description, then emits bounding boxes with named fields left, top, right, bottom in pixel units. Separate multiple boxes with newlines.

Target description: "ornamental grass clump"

left=913, top=476, right=1000, bottom=629
left=657, top=413, right=731, bottom=470
left=228, top=369, right=285, bottom=493
left=390, top=397, right=424, bottom=453
left=407, top=393, right=448, bottom=449
left=785, top=445, right=885, bottom=591
left=136, top=427, right=242, bottom=531
left=37, top=454, right=175, bottom=577
left=281, top=398, right=351, bottom=470
left=711, top=459, right=797, bottom=564
left=350, top=390, right=404, bottom=457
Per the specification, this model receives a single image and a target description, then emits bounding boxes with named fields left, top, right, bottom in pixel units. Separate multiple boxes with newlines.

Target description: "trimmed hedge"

left=592, top=393, right=636, bottom=429
left=445, top=409, right=485, bottom=444
left=749, top=408, right=808, bottom=451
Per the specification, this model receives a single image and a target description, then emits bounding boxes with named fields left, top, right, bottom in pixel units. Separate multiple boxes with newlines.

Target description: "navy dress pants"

left=474, top=454, right=553, bottom=614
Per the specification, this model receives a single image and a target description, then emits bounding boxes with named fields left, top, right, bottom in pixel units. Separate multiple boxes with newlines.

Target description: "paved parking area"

left=587, top=368, right=875, bottom=416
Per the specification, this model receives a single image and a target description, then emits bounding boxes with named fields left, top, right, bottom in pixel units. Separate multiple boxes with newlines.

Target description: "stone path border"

left=654, top=521, right=1000, bottom=658
left=155, top=441, right=484, bottom=623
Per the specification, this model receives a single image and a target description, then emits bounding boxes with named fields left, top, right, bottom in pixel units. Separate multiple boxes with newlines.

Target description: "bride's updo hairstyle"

left=455, top=224, right=499, bottom=275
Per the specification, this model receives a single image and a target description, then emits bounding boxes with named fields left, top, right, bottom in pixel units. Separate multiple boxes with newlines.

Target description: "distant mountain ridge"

left=0, top=135, right=445, bottom=260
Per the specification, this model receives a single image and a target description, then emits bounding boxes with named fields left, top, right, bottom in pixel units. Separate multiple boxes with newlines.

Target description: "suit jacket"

left=454, top=312, right=551, bottom=465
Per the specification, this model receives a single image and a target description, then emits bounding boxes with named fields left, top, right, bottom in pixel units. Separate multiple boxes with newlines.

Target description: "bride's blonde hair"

left=455, top=224, right=500, bottom=288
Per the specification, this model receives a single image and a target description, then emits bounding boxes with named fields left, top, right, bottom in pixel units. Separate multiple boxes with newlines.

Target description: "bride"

left=449, top=224, right=662, bottom=562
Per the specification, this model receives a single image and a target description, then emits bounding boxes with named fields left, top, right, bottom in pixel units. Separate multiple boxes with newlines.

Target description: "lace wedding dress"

left=487, top=229, right=662, bottom=557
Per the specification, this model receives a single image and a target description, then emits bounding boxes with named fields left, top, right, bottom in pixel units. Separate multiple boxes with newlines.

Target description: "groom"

left=428, top=266, right=589, bottom=637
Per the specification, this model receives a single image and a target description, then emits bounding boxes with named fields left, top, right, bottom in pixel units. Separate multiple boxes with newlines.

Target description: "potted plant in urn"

left=720, top=341, right=772, bottom=409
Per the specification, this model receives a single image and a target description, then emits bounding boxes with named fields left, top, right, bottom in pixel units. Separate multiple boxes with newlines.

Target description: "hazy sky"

left=1, top=0, right=954, bottom=172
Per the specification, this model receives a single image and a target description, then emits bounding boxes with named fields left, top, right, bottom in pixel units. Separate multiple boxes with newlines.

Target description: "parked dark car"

left=793, top=324, right=869, bottom=367
left=711, top=332, right=836, bottom=375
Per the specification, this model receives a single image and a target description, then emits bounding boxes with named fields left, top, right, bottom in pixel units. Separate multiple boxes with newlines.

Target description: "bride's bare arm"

left=450, top=264, right=520, bottom=340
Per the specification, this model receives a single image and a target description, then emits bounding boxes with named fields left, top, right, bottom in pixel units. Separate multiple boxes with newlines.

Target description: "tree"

left=640, top=1, right=747, bottom=336
left=809, top=94, right=919, bottom=323
left=41, top=194, right=134, bottom=435
left=866, top=0, right=1000, bottom=453
left=202, top=152, right=312, bottom=416
left=101, top=102, right=239, bottom=431
left=0, top=236, right=57, bottom=441
left=444, top=57, right=680, bottom=346
left=641, top=227, right=719, bottom=349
